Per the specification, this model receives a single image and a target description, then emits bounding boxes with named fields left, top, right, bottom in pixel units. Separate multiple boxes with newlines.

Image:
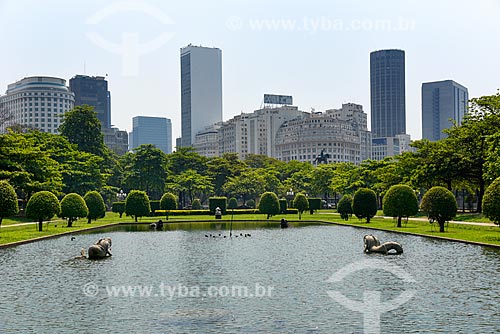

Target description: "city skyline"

left=1, top=0, right=499, bottom=141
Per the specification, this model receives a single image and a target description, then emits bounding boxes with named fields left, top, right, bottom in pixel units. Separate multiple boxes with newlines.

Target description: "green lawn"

left=1, top=211, right=500, bottom=247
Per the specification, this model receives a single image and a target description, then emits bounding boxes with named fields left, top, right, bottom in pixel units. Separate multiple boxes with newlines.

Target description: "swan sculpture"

left=363, top=234, right=403, bottom=255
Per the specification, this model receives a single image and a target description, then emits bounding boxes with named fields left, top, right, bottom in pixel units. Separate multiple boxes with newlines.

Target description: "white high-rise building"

left=0, top=76, right=75, bottom=133
left=180, top=44, right=223, bottom=147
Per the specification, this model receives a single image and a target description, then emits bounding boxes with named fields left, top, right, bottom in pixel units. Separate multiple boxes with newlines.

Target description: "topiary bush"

left=160, top=192, right=177, bottom=220
left=60, top=193, right=89, bottom=227
left=293, top=193, right=309, bottom=220
left=337, top=194, right=353, bottom=221
left=383, top=184, right=419, bottom=227
left=228, top=197, right=238, bottom=210
left=308, top=198, right=321, bottom=214
left=26, top=191, right=61, bottom=232
left=112, top=201, right=126, bottom=218
left=420, top=186, right=457, bottom=232
left=483, top=177, right=500, bottom=226
left=125, top=190, right=151, bottom=222
left=192, top=199, right=202, bottom=210
left=279, top=199, right=287, bottom=214
left=209, top=197, right=227, bottom=214
left=0, top=180, right=19, bottom=227
left=246, top=199, right=255, bottom=209
left=353, top=188, right=377, bottom=223
left=149, top=200, right=161, bottom=216
left=84, top=191, right=106, bottom=224
left=258, top=192, right=280, bottom=219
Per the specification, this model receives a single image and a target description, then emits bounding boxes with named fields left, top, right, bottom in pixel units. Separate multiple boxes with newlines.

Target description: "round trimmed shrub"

left=337, top=194, right=353, bottom=221
left=26, top=191, right=61, bottom=232
left=61, top=193, right=89, bottom=227
left=353, top=188, right=377, bottom=223
left=258, top=192, right=280, bottom=219
left=160, top=192, right=178, bottom=220
left=112, top=201, right=126, bottom=218
left=420, top=186, right=457, bottom=232
left=228, top=197, right=238, bottom=210
left=0, top=180, right=19, bottom=226
left=246, top=199, right=255, bottom=209
left=293, top=193, right=309, bottom=220
left=483, top=177, right=500, bottom=226
left=84, top=191, right=106, bottom=224
left=125, top=190, right=151, bottom=222
left=192, top=198, right=202, bottom=210
left=383, top=184, right=419, bottom=227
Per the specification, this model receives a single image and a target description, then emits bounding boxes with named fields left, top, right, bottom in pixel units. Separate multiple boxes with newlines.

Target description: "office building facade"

left=180, top=45, right=223, bottom=147
left=422, top=80, right=468, bottom=141
left=0, top=76, right=75, bottom=133
left=370, top=49, right=406, bottom=138
left=69, top=75, right=111, bottom=128
left=131, top=116, right=172, bottom=154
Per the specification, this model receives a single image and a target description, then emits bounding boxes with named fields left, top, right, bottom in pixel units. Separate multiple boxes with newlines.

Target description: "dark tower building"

left=69, top=75, right=111, bottom=128
left=370, top=49, right=406, bottom=138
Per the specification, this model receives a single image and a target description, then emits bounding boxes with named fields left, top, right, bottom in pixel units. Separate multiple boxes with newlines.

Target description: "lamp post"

left=117, top=189, right=127, bottom=201
left=286, top=189, right=294, bottom=208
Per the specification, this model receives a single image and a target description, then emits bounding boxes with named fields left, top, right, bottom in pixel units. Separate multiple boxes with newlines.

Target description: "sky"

left=1, top=0, right=499, bottom=141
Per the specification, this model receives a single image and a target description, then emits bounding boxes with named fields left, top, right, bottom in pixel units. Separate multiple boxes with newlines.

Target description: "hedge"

left=209, top=197, right=227, bottom=214
left=150, top=200, right=160, bottom=216
left=279, top=199, right=288, bottom=213
left=308, top=198, right=322, bottom=213
left=154, top=208, right=299, bottom=216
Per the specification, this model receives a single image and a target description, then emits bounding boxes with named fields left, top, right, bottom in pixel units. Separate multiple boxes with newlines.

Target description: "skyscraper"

left=131, top=116, right=172, bottom=154
left=422, top=80, right=468, bottom=141
left=0, top=76, right=75, bottom=133
left=180, top=45, right=222, bottom=147
left=69, top=75, right=111, bottom=128
left=370, top=49, right=406, bottom=138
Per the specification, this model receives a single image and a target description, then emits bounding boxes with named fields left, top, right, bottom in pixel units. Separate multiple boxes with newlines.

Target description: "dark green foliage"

left=293, top=193, right=309, bottom=220
left=59, top=105, right=105, bottom=156
left=353, top=188, right=377, bottom=223
left=228, top=197, right=238, bottom=209
left=258, top=192, right=280, bottom=219
left=308, top=198, right=321, bottom=214
left=483, top=177, right=500, bottom=225
left=112, top=201, right=126, bottom=218
left=125, top=190, right=151, bottom=222
left=60, top=193, right=88, bottom=227
left=192, top=199, right=202, bottom=210
left=246, top=199, right=255, bottom=208
left=160, top=192, right=177, bottom=220
left=279, top=199, right=287, bottom=213
left=421, top=186, right=457, bottom=232
left=337, top=195, right=353, bottom=221
left=26, top=191, right=61, bottom=231
left=0, top=180, right=19, bottom=226
left=149, top=200, right=161, bottom=216
left=209, top=197, right=227, bottom=214
left=84, top=191, right=106, bottom=224
left=383, top=184, right=419, bottom=227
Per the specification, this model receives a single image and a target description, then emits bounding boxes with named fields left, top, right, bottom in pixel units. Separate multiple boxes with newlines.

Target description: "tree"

left=207, top=153, right=247, bottom=195
left=228, top=197, right=238, bottom=209
left=25, top=191, right=61, bottom=231
left=420, top=186, right=457, bottom=232
left=60, top=193, right=89, bottom=227
left=293, top=193, right=309, bottom=220
left=59, top=105, right=105, bottom=156
left=337, top=194, right=353, bottom=221
left=122, top=144, right=167, bottom=199
left=125, top=190, right=151, bottom=222
left=482, top=177, right=500, bottom=226
left=160, top=192, right=177, bottom=220
left=168, top=169, right=213, bottom=206
left=258, top=192, right=280, bottom=219
left=112, top=201, right=126, bottom=218
left=84, top=191, right=106, bottom=224
left=383, top=184, right=419, bottom=227
left=311, top=164, right=336, bottom=199
left=353, top=188, right=377, bottom=223
left=223, top=170, right=265, bottom=205
left=167, top=147, right=208, bottom=175
left=0, top=180, right=19, bottom=227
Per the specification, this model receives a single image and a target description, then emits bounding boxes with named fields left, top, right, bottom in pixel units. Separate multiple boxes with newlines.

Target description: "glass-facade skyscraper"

left=180, top=45, right=222, bottom=147
left=370, top=49, right=406, bottom=138
left=131, top=116, right=172, bottom=154
left=69, top=75, right=111, bottom=129
left=421, top=80, right=468, bottom=141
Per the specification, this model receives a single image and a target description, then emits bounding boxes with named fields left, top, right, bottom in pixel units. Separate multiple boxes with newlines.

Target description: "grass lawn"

left=1, top=211, right=500, bottom=247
